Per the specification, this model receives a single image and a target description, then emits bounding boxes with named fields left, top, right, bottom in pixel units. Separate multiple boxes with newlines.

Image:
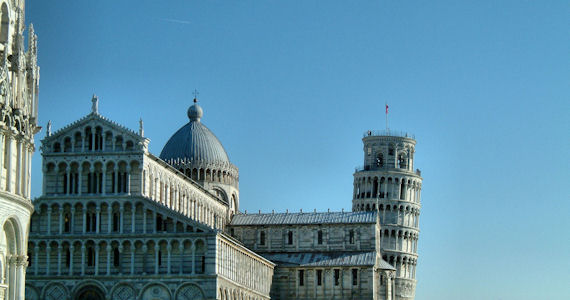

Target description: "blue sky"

left=27, top=0, right=568, bottom=298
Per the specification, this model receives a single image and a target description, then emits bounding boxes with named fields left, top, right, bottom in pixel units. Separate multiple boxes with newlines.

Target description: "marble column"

left=167, top=245, right=172, bottom=274
left=45, top=245, right=51, bottom=275
left=47, top=207, right=52, bottom=235
left=106, top=245, right=112, bottom=275
left=130, top=246, right=135, bottom=275
left=126, top=167, right=131, bottom=195
left=154, top=245, right=160, bottom=274
left=94, top=245, right=99, bottom=275
left=179, top=244, right=184, bottom=274
left=191, top=244, right=196, bottom=274
left=120, top=205, right=124, bottom=233
left=15, top=255, right=27, bottom=300
left=96, top=205, right=101, bottom=233
left=131, top=206, right=136, bottom=233
left=69, top=245, right=74, bottom=275
left=142, top=245, right=148, bottom=275
left=57, top=245, right=62, bottom=275
left=81, top=245, right=86, bottom=275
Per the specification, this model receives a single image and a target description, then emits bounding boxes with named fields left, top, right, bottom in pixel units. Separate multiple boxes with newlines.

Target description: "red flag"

left=385, top=104, right=389, bottom=114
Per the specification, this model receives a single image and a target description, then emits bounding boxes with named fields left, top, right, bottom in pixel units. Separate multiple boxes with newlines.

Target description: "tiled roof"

left=230, top=211, right=377, bottom=226
left=260, top=251, right=394, bottom=269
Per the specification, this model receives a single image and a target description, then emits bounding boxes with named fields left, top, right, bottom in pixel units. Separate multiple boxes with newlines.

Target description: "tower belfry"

left=353, top=129, right=422, bottom=299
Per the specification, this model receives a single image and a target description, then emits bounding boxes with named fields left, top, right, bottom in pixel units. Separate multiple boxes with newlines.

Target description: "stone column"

left=191, top=243, right=196, bottom=274
left=126, top=166, right=131, bottom=195
left=106, top=245, right=112, bottom=275
left=108, top=206, right=112, bottom=233
left=66, top=167, right=71, bottom=195
left=120, top=205, right=124, bottom=233
left=78, top=166, right=83, bottom=195
left=82, top=208, right=87, bottom=234
left=33, top=245, right=39, bottom=275
left=15, top=255, right=27, bottom=300
left=47, top=207, right=52, bottom=235
left=142, top=245, right=148, bottom=275
left=179, top=244, right=184, bottom=274
left=143, top=207, right=147, bottom=233
left=131, top=206, right=136, bottom=233
left=57, top=245, right=62, bottom=275
left=69, top=207, right=75, bottom=234
left=118, top=245, right=123, bottom=274
left=81, top=245, right=86, bottom=275
left=101, top=167, right=106, bottom=195
left=58, top=208, right=63, bottom=234
left=96, top=205, right=101, bottom=233
left=69, top=245, right=74, bottom=275
left=94, top=245, right=100, bottom=275
left=154, top=244, right=160, bottom=274
left=45, top=245, right=50, bottom=275
left=114, top=166, right=119, bottom=194
left=4, top=134, right=11, bottom=193
left=130, top=246, right=135, bottom=275
left=167, top=244, right=172, bottom=274
left=153, top=211, right=157, bottom=233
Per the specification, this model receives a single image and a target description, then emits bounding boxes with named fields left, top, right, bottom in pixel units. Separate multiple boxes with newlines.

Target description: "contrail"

left=157, top=17, right=191, bottom=25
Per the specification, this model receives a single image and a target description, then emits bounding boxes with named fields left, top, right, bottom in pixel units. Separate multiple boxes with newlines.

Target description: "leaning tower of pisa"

left=352, top=130, right=422, bottom=300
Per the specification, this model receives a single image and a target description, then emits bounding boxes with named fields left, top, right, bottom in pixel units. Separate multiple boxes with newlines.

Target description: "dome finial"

left=188, top=89, right=203, bottom=121
left=193, top=89, right=199, bottom=103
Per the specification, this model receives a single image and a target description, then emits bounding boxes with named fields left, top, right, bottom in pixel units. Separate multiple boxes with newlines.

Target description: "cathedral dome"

left=159, top=101, right=230, bottom=165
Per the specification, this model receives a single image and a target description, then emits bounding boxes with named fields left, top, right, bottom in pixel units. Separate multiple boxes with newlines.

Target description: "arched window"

left=398, top=154, right=407, bottom=169
left=63, top=213, right=71, bottom=233
left=317, top=230, right=323, bottom=245
left=0, top=3, right=9, bottom=44
left=334, top=269, right=340, bottom=286
left=113, top=248, right=120, bottom=267
left=352, top=268, right=358, bottom=286
left=112, top=212, right=119, bottom=232
left=65, top=249, right=71, bottom=267
left=376, top=153, right=384, bottom=167
left=259, top=231, right=266, bottom=245
left=156, top=215, right=163, bottom=231
left=87, top=247, right=95, bottom=266
left=86, top=212, right=97, bottom=232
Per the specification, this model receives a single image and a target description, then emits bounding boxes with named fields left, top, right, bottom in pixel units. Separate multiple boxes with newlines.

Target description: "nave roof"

left=259, top=251, right=395, bottom=270
left=230, top=210, right=376, bottom=226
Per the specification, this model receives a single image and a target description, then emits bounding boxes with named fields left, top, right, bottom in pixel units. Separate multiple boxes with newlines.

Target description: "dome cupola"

left=160, top=98, right=231, bottom=165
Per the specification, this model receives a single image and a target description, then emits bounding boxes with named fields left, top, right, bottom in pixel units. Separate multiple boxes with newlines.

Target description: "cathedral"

left=0, top=0, right=40, bottom=299
left=25, top=94, right=422, bottom=300
left=4, top=0, right=423, bottom=299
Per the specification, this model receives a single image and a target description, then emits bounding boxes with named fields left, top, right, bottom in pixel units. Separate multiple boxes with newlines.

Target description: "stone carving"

left=44, top=284, right=67, bottom=300
left=141, top=284, right=169, bottom=300
left=112, top=285, right=135, bottom=300
left=176, top=284, right=204, bottom=300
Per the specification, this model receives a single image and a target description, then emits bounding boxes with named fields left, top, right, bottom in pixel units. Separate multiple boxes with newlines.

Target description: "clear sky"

left=26, top=0, right=568, bottom=299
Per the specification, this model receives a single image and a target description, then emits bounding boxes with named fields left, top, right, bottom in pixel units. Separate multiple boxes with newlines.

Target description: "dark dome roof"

left=159, top=103, right=230, bottom=164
